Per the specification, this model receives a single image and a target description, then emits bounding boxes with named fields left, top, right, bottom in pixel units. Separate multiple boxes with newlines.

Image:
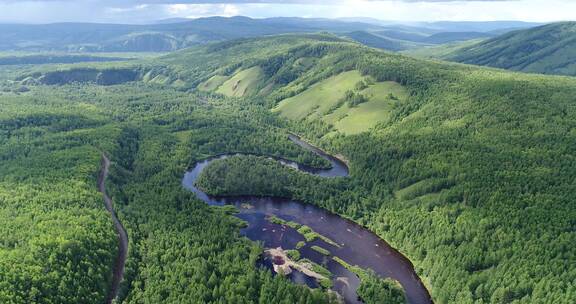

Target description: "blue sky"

left=0, top=0, right=574, bottom=24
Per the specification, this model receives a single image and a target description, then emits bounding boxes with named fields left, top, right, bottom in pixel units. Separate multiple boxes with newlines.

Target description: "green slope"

left=4, top=33, right=576, bottom=304
left=154, top=35, right=575, bottom=303
left=198, top=75, right=229, bottom=91
left=342, top=31, right=412, bottom=51
left=0, top=17, right=536, bottom=54
left=325, top=81, right=406, bottom=135
left=215, top=66, right=265, bottom=97
left=444, top=22, right=576, bottom=76
left=273, top=71, right=407, bottom=135
left=402, top=38, right=484, bottom=59
left=274, top=70, right=363, bottom=120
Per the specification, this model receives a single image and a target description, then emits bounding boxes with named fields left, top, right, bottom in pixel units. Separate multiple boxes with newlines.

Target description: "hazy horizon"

left=0, top=15, right=550, bottom=26
left=0, top=0, right=574, bottom=24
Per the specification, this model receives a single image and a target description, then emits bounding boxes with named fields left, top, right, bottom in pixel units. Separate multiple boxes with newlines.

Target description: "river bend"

left=182, top=134, right=432, bottom=304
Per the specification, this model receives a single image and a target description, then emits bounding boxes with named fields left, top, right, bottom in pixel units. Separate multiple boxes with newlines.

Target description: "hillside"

left=341, top=31, right=412, bottom=51
left=418, top=21, right=542, bottom=32
left=0, top=17, right=535, bottom=54
left=445, top=22, right=576, bottom=76
left=401, top=39, right=485, bottom=59
left=0, top=17, right=387, bottom=53
left=171, top=35, right=576, bottom=303
left=422, top=31, right=492, bottom=44
left=2, top=34, right=575, bottom=303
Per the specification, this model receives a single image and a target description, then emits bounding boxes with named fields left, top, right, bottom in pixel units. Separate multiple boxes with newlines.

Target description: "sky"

left=0, top=0, right=574, bottom=24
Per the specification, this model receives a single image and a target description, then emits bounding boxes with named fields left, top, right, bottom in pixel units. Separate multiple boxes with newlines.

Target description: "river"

left=182, top=134, right=432, bottom=304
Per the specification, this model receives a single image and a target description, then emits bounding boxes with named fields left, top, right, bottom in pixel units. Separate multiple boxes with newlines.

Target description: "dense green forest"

left=443, top=22, right=576, bottom=76
left=1, top=32, right=575, bottom=304
left=167, top=35, right=576, bottom=303
left=0, top=88, right=120, bottom=303
left=0, top=82, right=338, bottom=303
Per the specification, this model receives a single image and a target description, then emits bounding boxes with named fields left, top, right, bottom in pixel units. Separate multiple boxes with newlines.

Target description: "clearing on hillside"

left=215, top=66, right=264, bottom=97
left=274, top=70, right=407, bottom=134
left=198, top=75, right=230, bottom=91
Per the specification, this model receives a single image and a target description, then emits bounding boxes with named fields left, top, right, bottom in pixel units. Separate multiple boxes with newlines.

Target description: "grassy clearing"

left=297, top=225, right=320, bottom=242
left=174, top=130, right=192, bottom=143
left=394, top=177, right=454, bottom=200
left=326, top=81, right=407, bottom=134
left=273, top=70, right=363, bottom=120
left=395, top=179, right=432, bottom=200
left=213, top=205, right=239, bottom=215
left=274, top=71, right=407, bottom=134
left=216, top=66, right=264, bottom=97
left=198, top=75, right=230, bottom=91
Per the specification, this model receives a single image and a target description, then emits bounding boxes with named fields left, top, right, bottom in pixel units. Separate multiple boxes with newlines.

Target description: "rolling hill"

left=0, top=17, right=539, bottom=54
left=341, top=31, right=415, bottom=51
left=444, top=22, right=576, bottom=76
left=4, top=33, right=575, bottom=303
left=417, top=21, right=542, bottom=32
left=0, top=17, right=387, bottom=52
left=159, top=35, right=575, bottom=302
left=422, top=31, right=493, bottom=44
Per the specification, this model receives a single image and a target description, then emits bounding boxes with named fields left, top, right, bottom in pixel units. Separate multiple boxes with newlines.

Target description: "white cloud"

left=164, top=3, right=241, bottom=18
left=166, top=4, right=192, bottom=14
left=222, top=4, right=240, bottom=16
left=107, top=4, right=149, bottom=14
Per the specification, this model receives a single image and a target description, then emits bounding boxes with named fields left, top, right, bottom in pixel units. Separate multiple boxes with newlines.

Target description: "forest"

left=0, top=82, right=342, bottom=303
left=0, top=33, right=575, bottom=304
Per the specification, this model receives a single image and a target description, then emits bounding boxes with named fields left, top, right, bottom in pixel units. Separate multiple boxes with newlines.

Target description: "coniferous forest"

left=0, top=31, right=575, bottom=304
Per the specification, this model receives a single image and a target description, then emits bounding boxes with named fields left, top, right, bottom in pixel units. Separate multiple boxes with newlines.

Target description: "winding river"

left=182, top=134, right=432, bottom=304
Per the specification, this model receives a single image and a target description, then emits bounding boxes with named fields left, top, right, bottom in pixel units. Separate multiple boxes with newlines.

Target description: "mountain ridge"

left=444, top=21, right=576, bottom=76
left=4, top=32, right=576, bottom=304
left=0, top=16, right=542, bottom=53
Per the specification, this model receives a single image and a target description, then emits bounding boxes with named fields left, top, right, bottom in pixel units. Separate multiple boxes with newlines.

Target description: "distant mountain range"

left=414, top=21, right=543, bottom=33
left=443, top=22, right=576, bottom=76
left=0, top=17, right=542, bottom=53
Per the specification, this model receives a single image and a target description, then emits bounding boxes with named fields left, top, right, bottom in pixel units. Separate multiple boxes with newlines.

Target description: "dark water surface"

left=182, top=135, right=432, bottom=304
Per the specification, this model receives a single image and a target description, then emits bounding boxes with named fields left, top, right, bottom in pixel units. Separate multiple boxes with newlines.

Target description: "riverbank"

left=182, top=136, right=432, bottom=304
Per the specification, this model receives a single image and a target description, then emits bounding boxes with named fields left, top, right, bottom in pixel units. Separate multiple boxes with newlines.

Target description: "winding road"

left=98, top=155, right=128, bottom=304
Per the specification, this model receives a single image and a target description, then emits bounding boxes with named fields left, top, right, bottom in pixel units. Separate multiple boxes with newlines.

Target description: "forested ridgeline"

left=1, top=32, right=575, bottom=304
left=443, top=22, right=576, bottom=76
left=180, top=35, right=576, bottom=303
left=12, top=34, right=356, bottom=89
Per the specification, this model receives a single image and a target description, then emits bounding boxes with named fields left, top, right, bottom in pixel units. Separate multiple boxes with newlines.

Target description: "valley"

left=0, top=24, right=575, bottom=304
